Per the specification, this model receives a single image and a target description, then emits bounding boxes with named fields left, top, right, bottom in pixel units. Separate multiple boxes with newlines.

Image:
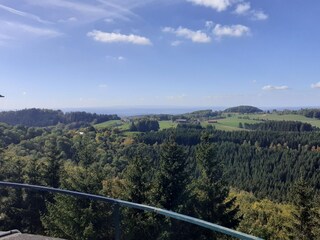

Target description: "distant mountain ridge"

left=224, top=105, right=263, bottom=114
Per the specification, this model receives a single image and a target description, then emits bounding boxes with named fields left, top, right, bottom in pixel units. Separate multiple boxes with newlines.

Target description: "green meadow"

left=95, top=113, right=320, bottom=132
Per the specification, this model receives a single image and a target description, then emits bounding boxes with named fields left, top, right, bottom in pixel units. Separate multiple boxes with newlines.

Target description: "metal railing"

left=0, top=181, right=262, bottom=240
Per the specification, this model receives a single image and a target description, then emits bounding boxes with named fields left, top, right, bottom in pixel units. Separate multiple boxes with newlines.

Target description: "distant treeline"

left=299, top=109, right=320, bottom=119
left=0, top=108, right=120, bottom=127
left=271, top=108, right=320, bottom=119
left=242, top=120, right=316, bottom=132
left=137, top=110, right=220, bottom=121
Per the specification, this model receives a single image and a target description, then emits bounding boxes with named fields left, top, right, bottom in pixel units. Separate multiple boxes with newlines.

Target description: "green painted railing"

left=0, top=181, right=263, bottom=240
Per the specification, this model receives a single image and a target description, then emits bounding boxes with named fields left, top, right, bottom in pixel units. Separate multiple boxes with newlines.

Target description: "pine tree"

left=191, top=134, right=240, bottom=239
left=42, top=162, right=113, bottom=240
left=44, top=138, right=61, bottom=188
left=291, top=179, right=319, bottom=240
left=123, top=150, right=154, bottom=240
left=151, top=136, right=190, bottom=239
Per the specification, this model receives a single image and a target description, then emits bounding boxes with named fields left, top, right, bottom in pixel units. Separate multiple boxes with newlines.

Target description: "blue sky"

left=0, top=0, right=320, bottom=110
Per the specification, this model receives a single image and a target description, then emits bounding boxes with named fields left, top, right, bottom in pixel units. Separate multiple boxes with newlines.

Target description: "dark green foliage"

left=172, top=109, right=220, bottom=120
left=138, top=126, right=320, bottom=202
left=144, top=110, right=220, bottom=122
left=224, top=105, right=263, bottom=114
left=177, top=123, right=203, bottom=129
left=189, top=135, right=239, bottom=239
left=244, top=120, right=315, bottom=132
left=0, top=113, right=319, bottom=239
left=299, top=108, right=320, bottom=119
left=151, top=137, right=190, bottom=239
left=42, top=167, right=114, bottom=240
left=0, top=108, right=119, bottom=127
left=129, top=119, right=160, bottom=132
left=122, top=145, right=154, bottom=240
left=290, top=179, right=319, bottom=240
left=139, top=127, right=203, bottom=145
left=152, top=137, right=189, bottom=210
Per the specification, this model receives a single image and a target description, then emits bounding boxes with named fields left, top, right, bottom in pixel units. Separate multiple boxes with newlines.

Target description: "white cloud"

left=163, top=26, right=211, bottom=43
left=234, top=2, right=250, bottom=15
left=87, top=30, right=152, bottom=45
left=171, top=40, right=182, bottom=46
left=0, top=4, right=51, bottom=24
left=311, top=82, right=320, bottom=89
left=213, top=24, right=250, bottom=38
left=106, top=55, right=127, bottom=61
left=252, top=10, right=268, bottom=20
left=205, top=21, right=214, bottom=29
left=187, top=0, right=232, bottom=12
left=262, top=85, right=289, bottom=91
left=233, top=2, right=268, bottom=21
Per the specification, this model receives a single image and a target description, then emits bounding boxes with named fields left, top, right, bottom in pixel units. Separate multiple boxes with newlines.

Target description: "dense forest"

left=0, top=109, right=319, bottom=239
left=242, top=120, right=316, bottom=132
left=0, top=108, right=120, bottom=127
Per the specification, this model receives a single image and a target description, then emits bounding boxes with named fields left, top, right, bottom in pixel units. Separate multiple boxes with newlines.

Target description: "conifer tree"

left=291, top=179, right=319, bottom=240
left=123, top=146, right=154, bottom=240
left=42, top=163, right=113, bottom=240
left=151, top=135, right=190, bottom=239
left=191, top=134, right=240, bottom=239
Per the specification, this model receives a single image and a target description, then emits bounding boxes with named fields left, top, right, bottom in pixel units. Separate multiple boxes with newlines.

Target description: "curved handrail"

left=0, top=181, right=262, bottom=240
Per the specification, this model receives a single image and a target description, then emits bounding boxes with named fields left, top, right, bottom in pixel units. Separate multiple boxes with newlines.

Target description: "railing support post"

left=114, top=203, right=121, bottom=240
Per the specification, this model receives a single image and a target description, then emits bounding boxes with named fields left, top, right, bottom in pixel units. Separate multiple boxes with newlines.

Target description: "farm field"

left=245, top=113, right=320, bottom=128
left=204, top=113, right=320, bottom=130
left=159, top=120, right=178, bottom=130
left=94, top=120, right=123, bottom=129
left=94, top=113, right=320, bottom=132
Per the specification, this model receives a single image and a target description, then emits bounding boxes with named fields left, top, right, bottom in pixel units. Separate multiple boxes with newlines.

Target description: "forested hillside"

left=0, top=109, right=120, bottom=127
left=224, top=105, right=263, bottom=114
left=0, top=116, right=319, bottom=239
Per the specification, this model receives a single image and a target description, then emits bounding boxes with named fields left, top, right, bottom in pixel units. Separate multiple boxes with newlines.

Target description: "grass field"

left=95, top=113, right=320, bottom=132
left=94, top=120, right=123, bottom=129
left=246, top=113, right=320, bottom=128
left=159, top=121, right=178, bottom=130
left=94, top=120, right=130, bottom=130
left=203, top=113, right=320, bottom=131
